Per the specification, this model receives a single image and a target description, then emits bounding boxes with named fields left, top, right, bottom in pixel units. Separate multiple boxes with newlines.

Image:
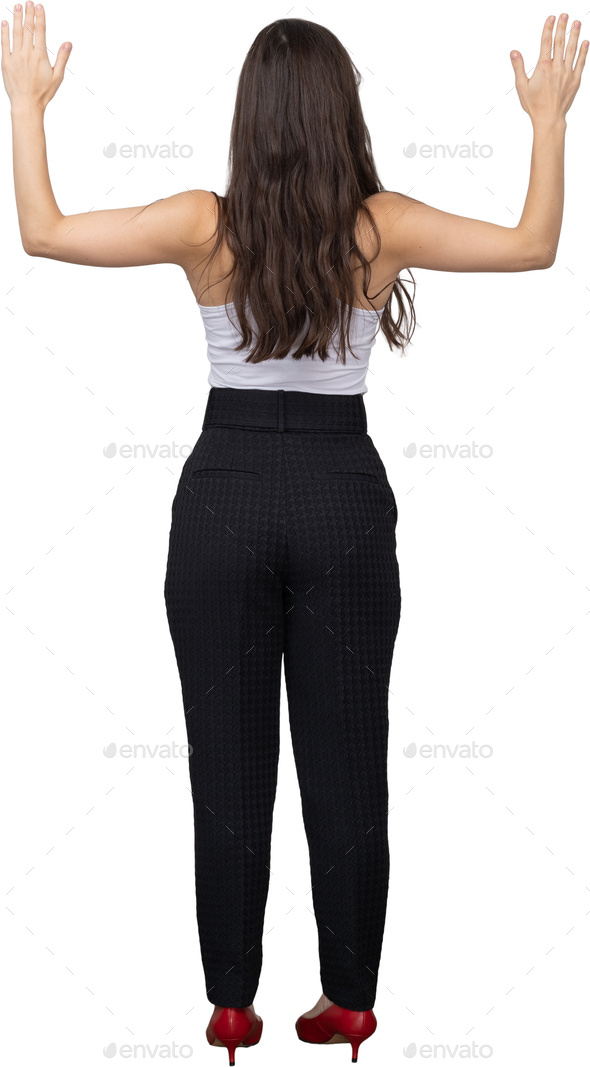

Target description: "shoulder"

left=166, top=188, right=222, bottom=270
left=359, top=192, right=423, bottom=275
left=363, top=191, right=423, bottom=230
left=186, top=188, right=222, bottom=231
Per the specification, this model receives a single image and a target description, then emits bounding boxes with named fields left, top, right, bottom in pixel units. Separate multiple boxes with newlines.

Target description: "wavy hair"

left=193, top=18, right=417, bottom=363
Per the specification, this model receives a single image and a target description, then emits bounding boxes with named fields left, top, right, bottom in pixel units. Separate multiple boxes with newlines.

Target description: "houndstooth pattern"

left=164, top=388, right=402, bottom=1010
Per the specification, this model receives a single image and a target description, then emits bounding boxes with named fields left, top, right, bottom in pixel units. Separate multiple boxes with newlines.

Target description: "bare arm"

left=9, top=95, right=206, bottom=265
left=9, top=101, right=205, bottom=266
left=2, top=4, right=207, bottom=267
left=379, top=14, right=587, bottom=274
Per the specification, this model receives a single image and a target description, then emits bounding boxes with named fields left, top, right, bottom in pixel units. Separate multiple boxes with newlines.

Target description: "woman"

left=3, top=8, right=586, bottom=1064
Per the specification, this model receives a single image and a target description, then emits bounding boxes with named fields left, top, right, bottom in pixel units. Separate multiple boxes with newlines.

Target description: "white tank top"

left=198, top=299, right=384, bottom=395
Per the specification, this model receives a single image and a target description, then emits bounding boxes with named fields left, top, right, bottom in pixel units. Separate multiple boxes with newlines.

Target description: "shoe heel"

left=350, top=1035, right=366, bottom=1062
left=225, top=1041, right=238, bottom=1067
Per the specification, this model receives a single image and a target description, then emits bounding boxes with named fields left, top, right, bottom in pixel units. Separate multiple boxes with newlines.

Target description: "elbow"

left=22, top=233, right=53, bottom=257
left=22, top=238, right=40, bottom=257
left=518, top=251, right=554, bottom=271
left=516, top=231, right=556, bottom=271
left=531, top=249, right=555, bottom=270
left=530, top=241, right=557, bottom=271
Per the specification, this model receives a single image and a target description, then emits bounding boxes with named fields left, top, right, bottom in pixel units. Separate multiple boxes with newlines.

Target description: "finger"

left=1, top=19, right=11, bottom=60
left=22, top=0, right=34, bottom=52
left=554, top=12, right=569, bottom=61
left=34, top=2, right=46, bottom=52
left=52, top=40, right=71, bottom=81
left=539, top=14, right=556, bottom=61
left=573, top=36, right=589, bottom=80
left=13, top=3, right=23, bottom=49
left=564, top=18, right=581, bottom=67
left=510, top=49, right=528, bottom=93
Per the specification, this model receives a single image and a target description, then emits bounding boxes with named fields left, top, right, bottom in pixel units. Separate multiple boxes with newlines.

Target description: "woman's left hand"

left=1, top=2, right=72, bottom=112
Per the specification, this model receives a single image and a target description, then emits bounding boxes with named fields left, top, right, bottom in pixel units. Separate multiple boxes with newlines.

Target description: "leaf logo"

left=403, top=143, right=417, bottom=158
left=403, top=743, right=417, bottom=758
left=403, top=1043, right=417, bottom=1057
left=103, top=1043, right=117, bottom=1058
left=103, top=443, right=117, bottom=458
left=103, top=143, right=117, bottom=158
left=403, top=442, right=417, bottom=458
left=103, top=743, right=117, bottom=758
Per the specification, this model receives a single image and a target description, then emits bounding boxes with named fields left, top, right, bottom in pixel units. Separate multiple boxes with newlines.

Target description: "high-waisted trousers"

left=164, top=386, right=402, bottom=1012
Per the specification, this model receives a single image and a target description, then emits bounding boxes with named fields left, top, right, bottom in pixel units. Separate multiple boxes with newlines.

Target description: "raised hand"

left=1, top=3, right=71, bottom=112
left=511, top=13, right=588, bottom=125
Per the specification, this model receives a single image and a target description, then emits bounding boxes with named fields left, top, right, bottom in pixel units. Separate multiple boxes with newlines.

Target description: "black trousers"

left=164, top=387, right=402, bottom=1011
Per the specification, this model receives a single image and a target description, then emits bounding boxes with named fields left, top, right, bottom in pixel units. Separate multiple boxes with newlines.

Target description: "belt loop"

left=277, top=389, right=285, bottom=432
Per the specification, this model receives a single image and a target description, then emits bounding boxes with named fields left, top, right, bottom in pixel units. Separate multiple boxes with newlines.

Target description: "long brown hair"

left=196, top=18, right=417, bottom=363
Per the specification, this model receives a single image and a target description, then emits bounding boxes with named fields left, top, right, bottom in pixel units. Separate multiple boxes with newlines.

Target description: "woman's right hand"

left=511, top=13, right=588, bottom=125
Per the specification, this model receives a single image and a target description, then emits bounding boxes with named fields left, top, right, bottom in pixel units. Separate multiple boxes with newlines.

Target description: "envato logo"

left=103, top=742, right=192, bottom=759
left=103, top=1042, right=193, bottom=1058
left=403, top=142, right=493, bottom=159
left=403, top=1042, right=493, bottom=1058
left=403, top=442, right=493, bottom=459
left=103, top=442, right=192, bottom=460
left=403, top=742, right=493, bottom=759
left=103, top=142, right=193, bottom=159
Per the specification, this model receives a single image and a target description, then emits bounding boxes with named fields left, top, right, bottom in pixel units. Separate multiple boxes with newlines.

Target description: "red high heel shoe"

left=206, top=1005, right=263, bottom=1066
left=296, top=1003, right=377, bottom=1062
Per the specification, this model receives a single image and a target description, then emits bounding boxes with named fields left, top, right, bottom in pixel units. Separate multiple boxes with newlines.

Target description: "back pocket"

left=313, top=471, right=380, bottom=483
left=190, top=468, right=260, bottom=480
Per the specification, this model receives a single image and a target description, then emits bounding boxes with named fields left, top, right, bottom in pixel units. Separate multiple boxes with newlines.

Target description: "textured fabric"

left=164, top=387, right=402, bottom=1011
left=199, top=299, right=384, bottom=394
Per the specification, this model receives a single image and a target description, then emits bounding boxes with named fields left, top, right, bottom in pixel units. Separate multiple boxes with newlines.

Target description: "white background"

left=2, top=1, right=589, bottom=1064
